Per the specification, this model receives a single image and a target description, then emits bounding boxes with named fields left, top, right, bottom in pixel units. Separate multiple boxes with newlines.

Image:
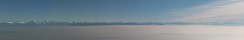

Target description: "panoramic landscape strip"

left=0, top=21, right=240, bottom=26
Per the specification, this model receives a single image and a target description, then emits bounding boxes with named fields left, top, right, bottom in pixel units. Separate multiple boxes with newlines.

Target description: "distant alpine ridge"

left=0, top=21, right=239, bottom=26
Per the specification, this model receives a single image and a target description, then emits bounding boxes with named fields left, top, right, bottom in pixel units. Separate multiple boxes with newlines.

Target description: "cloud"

left=171, top=0, right=244, bottom=22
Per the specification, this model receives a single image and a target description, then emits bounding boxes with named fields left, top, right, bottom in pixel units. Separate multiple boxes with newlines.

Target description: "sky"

left=174, top=0, right=244, bottom=23
left=0, top=0, right=241, bottom=22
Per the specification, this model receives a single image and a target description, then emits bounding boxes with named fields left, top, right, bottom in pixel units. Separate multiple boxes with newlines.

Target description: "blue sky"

left=0, top=0, right=224, bottom=22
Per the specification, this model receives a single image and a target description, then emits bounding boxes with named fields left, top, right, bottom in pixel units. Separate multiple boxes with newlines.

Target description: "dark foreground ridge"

left=0, top=21, right=239, bottom=26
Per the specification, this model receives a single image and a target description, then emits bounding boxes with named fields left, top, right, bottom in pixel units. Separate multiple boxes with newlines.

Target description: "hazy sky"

left=0, top=0, right=233, bottom=22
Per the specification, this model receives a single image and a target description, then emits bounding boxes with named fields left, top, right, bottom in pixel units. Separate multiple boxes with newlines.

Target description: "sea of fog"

left=1, top=25, right=244, bottom=40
